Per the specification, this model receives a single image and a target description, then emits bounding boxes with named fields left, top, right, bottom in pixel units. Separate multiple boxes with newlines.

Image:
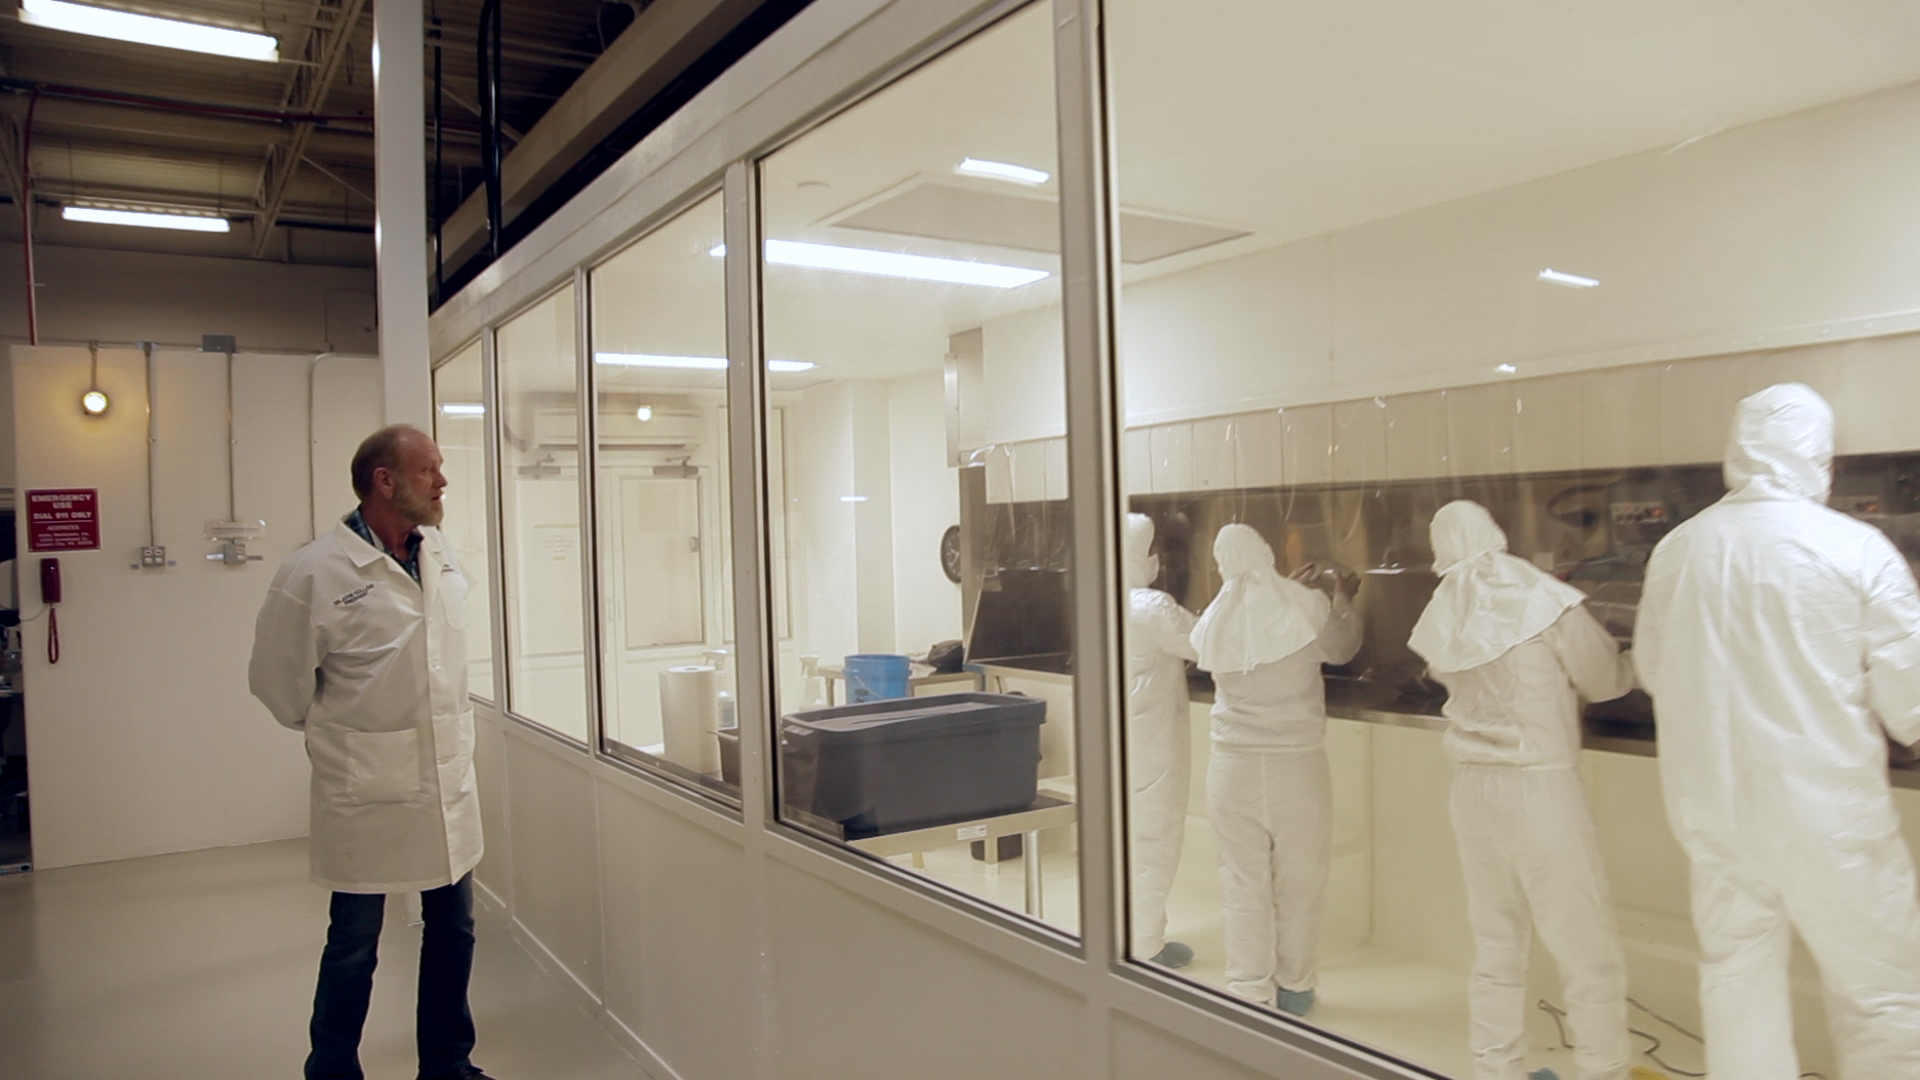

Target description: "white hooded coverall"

left=1193, top=523, right=1361, bottom=1004
left=1408, top=500, right=1633, bottom=1080
left=1635, top=383, right=1920, bottom=1080
left=1124, top=514, right=1200, bottom=960
left=250, top=520, right=483, bottom=894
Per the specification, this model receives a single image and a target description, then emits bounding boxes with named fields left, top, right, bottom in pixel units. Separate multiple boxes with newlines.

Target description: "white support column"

left=372, top=0, right=433, bottom=428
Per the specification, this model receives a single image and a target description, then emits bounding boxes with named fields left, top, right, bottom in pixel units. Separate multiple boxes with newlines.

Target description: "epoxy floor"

left=0, top=838, right=654, bottom=1080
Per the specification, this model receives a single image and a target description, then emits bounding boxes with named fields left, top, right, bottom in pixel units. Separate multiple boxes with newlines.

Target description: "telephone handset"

left=40, top=557, right=61, bottom=605
left=39, top=558, right=60, bottom=664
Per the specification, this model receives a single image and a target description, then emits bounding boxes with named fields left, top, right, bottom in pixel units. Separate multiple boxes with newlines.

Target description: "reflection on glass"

left=495, top=283, right=589, bottom=741
left=759, top=3, right=1078, bottom=931
left=1107, top=0, right=1920, bottom=1074
left=433, top=341, right=496, bottom=700
left=589, top=192, right=741, bottom=799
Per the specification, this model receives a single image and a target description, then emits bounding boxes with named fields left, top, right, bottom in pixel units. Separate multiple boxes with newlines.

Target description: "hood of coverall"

left=1190, top=523, right=1320, bottom=675
left=1409, top=500, right=1587, bottom=674
left=1125, top=513, right=1160, bottom=591
left=1723, top=383, right=1834, bottom=503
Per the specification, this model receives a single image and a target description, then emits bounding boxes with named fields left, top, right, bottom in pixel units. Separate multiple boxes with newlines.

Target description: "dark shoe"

left=420, top=1068, right=500, bottom=1080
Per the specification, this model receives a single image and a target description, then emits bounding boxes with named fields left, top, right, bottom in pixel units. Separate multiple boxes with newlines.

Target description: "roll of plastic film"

left=660, top=665, right=722, bottom=775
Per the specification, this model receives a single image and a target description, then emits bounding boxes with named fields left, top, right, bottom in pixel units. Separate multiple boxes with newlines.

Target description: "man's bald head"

left=351, top=425, right=446, bottom=528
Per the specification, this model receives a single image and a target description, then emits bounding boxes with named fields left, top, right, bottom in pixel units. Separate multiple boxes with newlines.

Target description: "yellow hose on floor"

left=1630, top=1068, right=1672, bottom=1080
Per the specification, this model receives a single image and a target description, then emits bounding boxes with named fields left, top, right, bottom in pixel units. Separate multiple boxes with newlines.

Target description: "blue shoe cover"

left=1275, top=988, right=1315, bottom=1016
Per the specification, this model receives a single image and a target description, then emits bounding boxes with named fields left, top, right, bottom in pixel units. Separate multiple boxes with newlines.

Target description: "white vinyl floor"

left=0, top=838, right=654, bottom=1080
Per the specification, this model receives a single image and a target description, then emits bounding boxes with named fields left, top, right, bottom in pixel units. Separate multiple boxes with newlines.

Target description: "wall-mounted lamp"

left=81, top=341, right=109, bottom=417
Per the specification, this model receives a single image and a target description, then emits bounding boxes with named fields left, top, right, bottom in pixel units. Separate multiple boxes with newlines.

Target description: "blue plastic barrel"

left=844, top=653, right=911, bottom=703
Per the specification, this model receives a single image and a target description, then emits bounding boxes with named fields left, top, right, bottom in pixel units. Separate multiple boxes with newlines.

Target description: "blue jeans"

left=304, top=873, right=477, bottom=1080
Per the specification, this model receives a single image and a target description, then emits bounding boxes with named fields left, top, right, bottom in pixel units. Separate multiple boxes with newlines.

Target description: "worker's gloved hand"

left=1289, top=561, right=1360, bottom=599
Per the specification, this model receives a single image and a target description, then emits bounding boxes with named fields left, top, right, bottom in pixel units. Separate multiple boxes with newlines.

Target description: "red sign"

left=27, top=489, right=101, bottom=552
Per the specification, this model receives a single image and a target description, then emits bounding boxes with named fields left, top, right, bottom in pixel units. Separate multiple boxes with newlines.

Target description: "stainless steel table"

left=846, top=795, right=1076, bottom=917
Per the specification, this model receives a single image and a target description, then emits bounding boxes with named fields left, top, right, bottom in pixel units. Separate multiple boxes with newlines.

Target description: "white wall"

left=0, top=243, right=377, bottom=355
left=887, top=372, right=963, bottom=654
left=11, top=346, right=382, bottom=868
left=975, top=80, right=1920, bottom=440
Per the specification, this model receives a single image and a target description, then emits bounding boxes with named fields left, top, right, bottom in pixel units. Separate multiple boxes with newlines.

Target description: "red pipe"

left=0, top=79, right=374, bottom=129
left=22, top=87, right=38, bottom=347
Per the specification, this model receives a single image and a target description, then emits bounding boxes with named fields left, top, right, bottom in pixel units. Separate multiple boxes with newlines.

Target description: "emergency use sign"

left=27, top=489, right=101, bottom=552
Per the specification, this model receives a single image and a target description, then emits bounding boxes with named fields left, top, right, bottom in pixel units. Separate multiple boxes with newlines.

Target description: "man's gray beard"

left=396, top=487, right=444, bottom=528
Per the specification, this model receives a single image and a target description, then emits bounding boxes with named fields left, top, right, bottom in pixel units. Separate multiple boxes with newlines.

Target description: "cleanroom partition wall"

left=588, top=190, right=744, bottom=802
left=426, top=1, right=1920, bottom=1078
left=496, top=283, right=591, bottom=743
left=432, top=341, right=496, bottom=703
left=1097, top=1, right=1920, bottom=1077
left=758, top=1, right=1082, bottom=934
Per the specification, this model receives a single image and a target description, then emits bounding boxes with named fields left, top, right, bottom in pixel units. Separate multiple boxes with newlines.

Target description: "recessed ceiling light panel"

left=1538, top=267, right=1600, bottom=288
left=710, top=240, right=1048, bottom=289
left=955, top=158, right=1050, bottom=186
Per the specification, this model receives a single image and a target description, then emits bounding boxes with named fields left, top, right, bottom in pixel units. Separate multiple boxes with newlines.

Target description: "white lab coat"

left=1124, top=514, right=1199, bottom=959
left=1194, top=524, right=1361, bottom=1004
left=250, top=521, right=482, bottom=894
left=1636, top=383, right=1920, bottom=1080
left=1411, top=501, right=1634, bottom=1080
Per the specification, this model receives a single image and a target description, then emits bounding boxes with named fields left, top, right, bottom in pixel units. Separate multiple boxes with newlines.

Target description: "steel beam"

left=250, top=0, right=371, bottom=256
left=375, top=0, right=433, bottom=425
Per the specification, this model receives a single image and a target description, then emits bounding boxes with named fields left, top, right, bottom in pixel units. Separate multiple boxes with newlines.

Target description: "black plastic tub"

left=779, top=692, right=1046, bottom=836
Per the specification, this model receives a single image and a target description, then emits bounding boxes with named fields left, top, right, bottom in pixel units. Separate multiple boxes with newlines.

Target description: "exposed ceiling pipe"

left=0, top=78, right=374, bottom=129
left=479, top=0, right=504, bottom=261
left=21, top=89, right=39, bottom=346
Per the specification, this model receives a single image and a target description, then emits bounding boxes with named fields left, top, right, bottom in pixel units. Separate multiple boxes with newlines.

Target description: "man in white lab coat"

left=250, top=425, right=495, bottom=1080
left=1636, top=384, right=1920, bottom=1080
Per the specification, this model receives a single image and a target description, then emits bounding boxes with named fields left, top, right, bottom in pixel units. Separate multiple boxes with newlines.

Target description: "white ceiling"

left=520, top=0, right=1920, bottom=390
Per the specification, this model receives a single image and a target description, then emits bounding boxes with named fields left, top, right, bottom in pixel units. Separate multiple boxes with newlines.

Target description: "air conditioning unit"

left=532, top=406, right=704, bottom=451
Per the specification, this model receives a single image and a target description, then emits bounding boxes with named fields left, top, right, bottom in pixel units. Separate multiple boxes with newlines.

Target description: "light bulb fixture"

left=21, top=0, right=279, bottom=62
left=709, top=240, right=1049, bottom=289
left=438, top=402, right=485, bottom=416
left=64, top=205, right=231, bottom=233
left=81, top=341, right=109, bottom=417
left=635, top=405, right=654, bottom=422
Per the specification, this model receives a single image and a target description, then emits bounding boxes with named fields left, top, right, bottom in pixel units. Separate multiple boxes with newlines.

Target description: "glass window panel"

left=432, top=341, right=495, bottom=702
left=588, top=192, right=741, bottom=799
left=759, top=3, right=1078, bottom=932
left=1108, top=0, right=1920, bottom=1075
left=496, top=283, right=590, bottom=742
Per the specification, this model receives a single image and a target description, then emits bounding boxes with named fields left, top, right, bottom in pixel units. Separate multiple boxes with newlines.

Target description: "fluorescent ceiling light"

left=63, top=205, right=230, bottom=233
left=956, top=157, right=1050, bottom=186
left=710, top=240, right=1048, bottom=289
left=21, top=0, right=279, bottom=62
left=593, top=352, right=816, bottom=373
left=438, top=403, right=486, bottom=416
left=1495, top=363, right=1518, bottom=374
left=1538, top=268, right=1599, bottom=289
left=839, top=495, right=869, bottom=503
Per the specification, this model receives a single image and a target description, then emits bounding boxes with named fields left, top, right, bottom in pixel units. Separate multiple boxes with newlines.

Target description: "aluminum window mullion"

left=722, top=159, right=775, bottom=831
left=1052, top=0, right=1124, bottom=979
left=481, top=327, right=511, bottom=710
left=574, top=267, right=608, bottom=759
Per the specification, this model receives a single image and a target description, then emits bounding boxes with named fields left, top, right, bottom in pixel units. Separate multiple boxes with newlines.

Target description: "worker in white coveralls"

left=1192, top=523, right=1361, bottom=1017
left=1408, top=500, right=1633, bottom=1080
left=1123, top=513, right=1200, bottom=968
left=250, top=425, right=500, bottom=1080
left=1636, top=383, right=1920, bottom=1080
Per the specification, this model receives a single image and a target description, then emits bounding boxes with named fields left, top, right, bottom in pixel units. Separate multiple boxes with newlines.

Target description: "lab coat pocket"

left=342, top=728, right=424, bottom=804
left=439, top=568, right=470, bottom=631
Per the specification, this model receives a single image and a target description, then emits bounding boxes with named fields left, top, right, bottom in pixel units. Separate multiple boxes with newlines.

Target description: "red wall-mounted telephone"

left=39, top=558, right=60, bottom=664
